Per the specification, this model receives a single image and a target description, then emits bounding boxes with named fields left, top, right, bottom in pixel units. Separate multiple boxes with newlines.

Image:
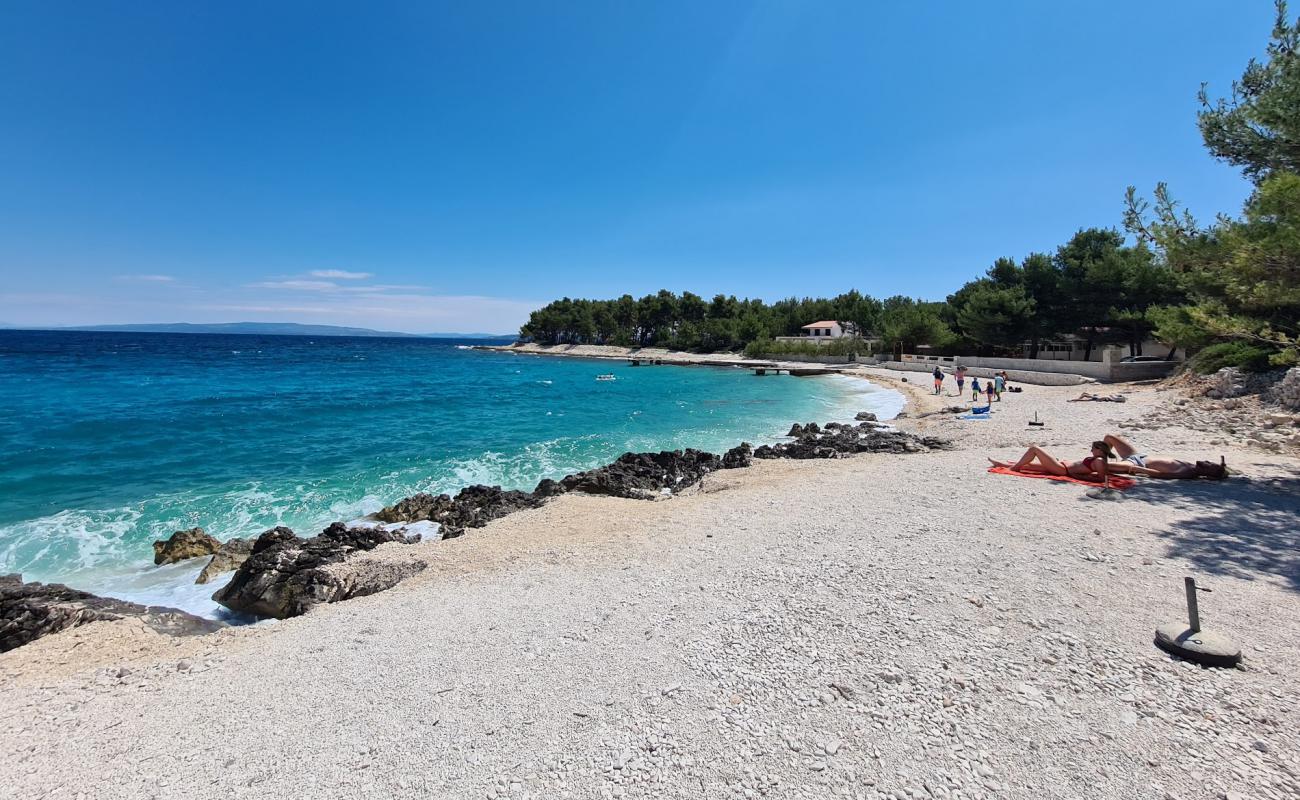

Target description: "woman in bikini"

left=989, top=436, right=1228, bottom=481
left=988, top=440, right=1118, bottom=483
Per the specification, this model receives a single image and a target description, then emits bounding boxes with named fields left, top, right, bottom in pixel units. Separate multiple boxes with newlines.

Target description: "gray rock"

left=152, top=527, right=221, bottom=565
left=195, top=537, right=254, bottom=585
left=561, top=449, right=723, bottom=499
left=211, top=524, right=424, bottom=618
left=1, top=573, right=222, bottom=652
left=722, top=442, right=753, bottom=469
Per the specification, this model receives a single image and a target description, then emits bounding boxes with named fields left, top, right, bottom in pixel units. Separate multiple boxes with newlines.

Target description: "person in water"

left=989, top=440, right=1117, bottom=483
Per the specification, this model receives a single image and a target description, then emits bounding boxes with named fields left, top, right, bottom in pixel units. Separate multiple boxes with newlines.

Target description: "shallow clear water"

left=0, top=331, right=902, bottom=616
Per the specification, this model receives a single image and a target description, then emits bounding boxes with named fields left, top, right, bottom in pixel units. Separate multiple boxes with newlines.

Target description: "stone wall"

left=894, top=353, right=1179, bottom=383
left=1267, top=367, right=1300, bottom=410
left=879, top=360, right=1094, bottom=386
left=767, top=353, right=860, bottom=364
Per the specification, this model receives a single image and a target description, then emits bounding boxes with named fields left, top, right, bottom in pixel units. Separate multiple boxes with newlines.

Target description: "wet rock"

left=787, top=423, right=804, bottom=437
left=374, top=493, right=456, bottom=524
left=1, top=573, right=222, bottom=653
left=854, top=411, right=878, bottom=422
left=195, top=538, right=254, bottom=585
left=561, top=449, right=723, bottom=499
left=753, top=422, right=946, bottom=460
left=722, top=442, right=754, bottom=469
left=152, top=527, right=221, bottom=565
left=376, top=485, right=543, bottom=540
left=443, top=485, right=542, bottom=536
left=532, top=478, right=567, bottom=498
left=211, top=523, right=424, bottom=619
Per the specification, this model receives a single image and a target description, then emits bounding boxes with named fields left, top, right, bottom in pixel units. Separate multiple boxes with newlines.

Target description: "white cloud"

left=247, top=280, right=339, bottom=291
left=309, top=269, right=372, bottom=280
left=115, top=274, right=176, bottom=283
left=2, top=283, right=538, bottom=334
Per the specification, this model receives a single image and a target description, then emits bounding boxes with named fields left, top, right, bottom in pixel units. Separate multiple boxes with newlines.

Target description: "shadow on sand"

left=1120, top=467, right=1300, bottom=593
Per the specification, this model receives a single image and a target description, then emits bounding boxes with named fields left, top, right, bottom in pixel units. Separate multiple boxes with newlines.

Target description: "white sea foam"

left=0, top=507, right=143, bottom=576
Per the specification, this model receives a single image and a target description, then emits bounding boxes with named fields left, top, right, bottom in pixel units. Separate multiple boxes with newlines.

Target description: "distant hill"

left=422, top=332, right=516, bottom=340
left=56, top=322, right=422, bottom=338
left=5, top=322, right=516, bottom=339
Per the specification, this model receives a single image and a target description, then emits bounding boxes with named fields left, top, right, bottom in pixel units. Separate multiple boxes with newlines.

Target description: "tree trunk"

left=1029, top=335, right=1040, bottom=359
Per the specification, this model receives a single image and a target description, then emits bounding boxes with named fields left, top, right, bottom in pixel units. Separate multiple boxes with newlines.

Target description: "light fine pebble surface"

left=2, top=366, right=1299, bottom=800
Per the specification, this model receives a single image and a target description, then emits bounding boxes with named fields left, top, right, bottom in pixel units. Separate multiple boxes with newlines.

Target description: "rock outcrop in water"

left=152, top=527, right=221, bottom=565
left=754, top=421, right=947, bottom=460
left=722, top=442, right=754, bottom=469
left=1, top=573, right=223, bottom=653
left=211, top=524, right=425, bottom=619
left=558, top=449, right=723, bottom=499
left=195, top=537, right=254, bottom=585
left=376, top=485, right=545, bottom=539
left=200, top=416, right=945, bottom=620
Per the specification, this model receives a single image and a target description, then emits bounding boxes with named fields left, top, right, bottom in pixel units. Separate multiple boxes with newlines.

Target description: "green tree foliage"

left=878, top=297, right=955, bottom=353
left=519, top=290, right=892, bottom=352
left=955, top=284, right=1035, bottom=352
left=1197, top=1, right=1300, bottom=183
left=1126, top=175, right=1300, bottom=364
left=1126, top=2, right=1300, bottom=366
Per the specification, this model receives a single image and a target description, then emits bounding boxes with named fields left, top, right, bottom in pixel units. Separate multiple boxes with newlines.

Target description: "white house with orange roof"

left=773, top=320, right=866, bottom=346
left=799, top=320, right=845, bottom=339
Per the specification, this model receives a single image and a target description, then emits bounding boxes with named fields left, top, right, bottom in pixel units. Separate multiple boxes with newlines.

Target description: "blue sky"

left=0, top=2, right=1278, bottom=333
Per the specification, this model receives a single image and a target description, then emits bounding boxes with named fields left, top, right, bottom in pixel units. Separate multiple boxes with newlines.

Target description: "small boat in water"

left=595, top=373, right=616, bottom=381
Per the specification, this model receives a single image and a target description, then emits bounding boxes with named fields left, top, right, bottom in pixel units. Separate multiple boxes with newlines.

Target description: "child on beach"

left=986, top=380, right=996, bottom=404
left=993, top=373, right=1005, bottom=401
left=932, top=366, right=943, bottom=395
left=970, top=377, right=981, bottom=402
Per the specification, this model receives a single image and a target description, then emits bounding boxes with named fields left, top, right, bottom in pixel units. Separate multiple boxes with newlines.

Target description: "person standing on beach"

left=970, top=376, right=981, bottom=402
left=993, top=372, right=1005, bottom=401
left=985, top=380, right=996, bottom=405
left=955, top=366, right=966, bottom=398
left=932, top=366, right=943, bottom=395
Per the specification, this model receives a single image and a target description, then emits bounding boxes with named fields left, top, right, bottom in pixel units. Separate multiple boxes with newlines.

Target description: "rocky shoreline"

left=1, top=414, right=943, bottom=648
left=5, top=373, right=1299, bottom=800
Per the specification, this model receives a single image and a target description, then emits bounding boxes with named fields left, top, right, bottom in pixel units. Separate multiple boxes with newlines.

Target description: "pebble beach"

left=2, top=368, right=1299, bottom=800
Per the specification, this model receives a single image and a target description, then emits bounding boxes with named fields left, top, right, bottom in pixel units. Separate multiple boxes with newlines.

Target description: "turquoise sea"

left=0, top=331, right=902, bottom=616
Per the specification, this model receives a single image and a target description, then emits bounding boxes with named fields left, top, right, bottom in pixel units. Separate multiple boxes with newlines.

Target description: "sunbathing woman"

left=1098, top=433, right=1228, bottom=480
left=989, top=437, right=1228, bottom=482
left=988, top=441, right=1119, bottom=483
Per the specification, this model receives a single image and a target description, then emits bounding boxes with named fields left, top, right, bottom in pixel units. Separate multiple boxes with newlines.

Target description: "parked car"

left=1119, top=355, right=1172, bottom=363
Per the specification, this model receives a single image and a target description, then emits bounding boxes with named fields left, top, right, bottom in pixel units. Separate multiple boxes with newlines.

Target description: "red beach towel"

left=986, top=465, right=1137, bottom=491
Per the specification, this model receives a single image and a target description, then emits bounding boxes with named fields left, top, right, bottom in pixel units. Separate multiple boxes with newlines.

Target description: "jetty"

left=750, top=364, right=846, bottom=377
